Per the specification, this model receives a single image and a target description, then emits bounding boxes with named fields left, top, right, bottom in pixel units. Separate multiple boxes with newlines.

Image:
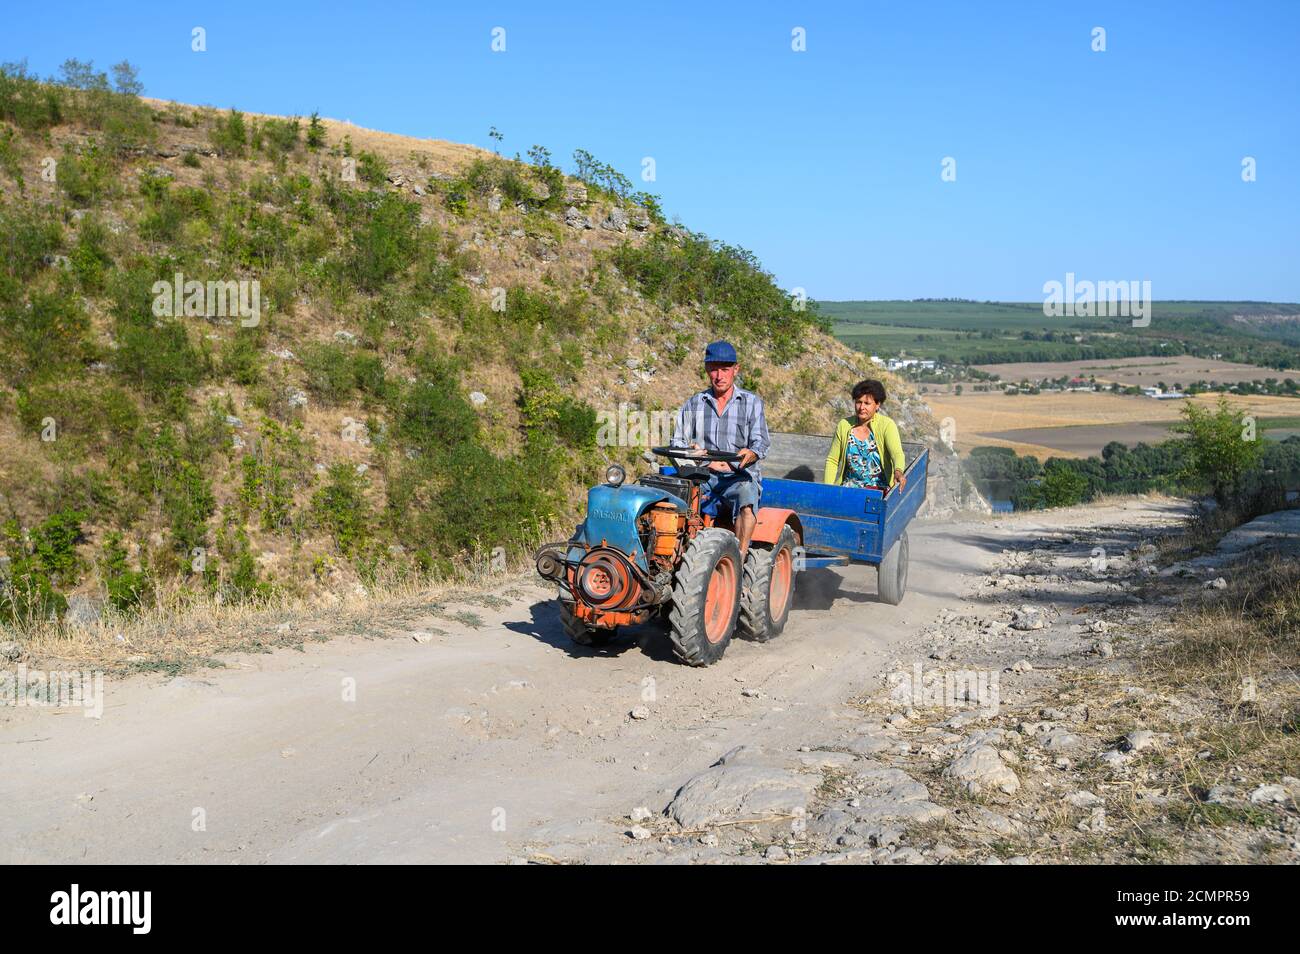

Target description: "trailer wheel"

left=876, top=531, right=909, bottom=605
left=668, top=528, right=742, bottom=666
left=559, top=599, right=615, bottom=647
left=738, top=525, right=797, bottom=642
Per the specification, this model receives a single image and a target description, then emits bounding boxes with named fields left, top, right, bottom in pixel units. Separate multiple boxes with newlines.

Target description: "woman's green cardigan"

left=822, top=414, right=906, bottom=488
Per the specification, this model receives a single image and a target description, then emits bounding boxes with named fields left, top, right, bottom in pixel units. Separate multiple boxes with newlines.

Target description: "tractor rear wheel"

left=668, top=528, right=742, bottom=666
left=559, top=599, right=615, bottom=647
left=876, top=531, right=909, bottom=605
left=738, top=525, right=797, bottom=642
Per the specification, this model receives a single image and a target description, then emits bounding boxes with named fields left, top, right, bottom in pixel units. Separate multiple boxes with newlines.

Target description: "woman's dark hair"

left=851, top=379, right=887, bottom=405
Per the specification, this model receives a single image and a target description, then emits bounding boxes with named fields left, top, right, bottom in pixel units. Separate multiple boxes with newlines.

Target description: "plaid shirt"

left=670, top=385, right=771, bottom=479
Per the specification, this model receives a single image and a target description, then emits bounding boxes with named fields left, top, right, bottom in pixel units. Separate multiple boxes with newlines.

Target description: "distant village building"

left=1143, top=386, right=1186, bottom=399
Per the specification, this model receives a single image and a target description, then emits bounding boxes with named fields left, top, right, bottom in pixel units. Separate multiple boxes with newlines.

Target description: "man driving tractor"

left=669, top=340, right=770, bottom=561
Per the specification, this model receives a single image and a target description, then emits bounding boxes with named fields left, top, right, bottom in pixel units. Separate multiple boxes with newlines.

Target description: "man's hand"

left=713, top=448, right=756, bottom=472
left=895, top=469, right=907, bottom=492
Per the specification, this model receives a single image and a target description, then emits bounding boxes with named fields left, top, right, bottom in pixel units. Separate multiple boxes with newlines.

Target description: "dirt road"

left=0, top=502, right=1183, bottom=864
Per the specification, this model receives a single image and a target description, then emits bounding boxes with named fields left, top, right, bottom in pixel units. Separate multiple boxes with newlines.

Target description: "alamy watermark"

left=152, top=271, right=261, bottom=327
left=596, top=403, right=675, bottom=448
left=1043, top=272, right=1151, bottom=327
left=1, top=664, right=104, bottom=719
left=888, top=662, right=999, bottom=714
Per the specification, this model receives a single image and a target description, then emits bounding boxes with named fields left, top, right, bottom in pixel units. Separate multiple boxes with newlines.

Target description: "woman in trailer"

left=823, top=379, right=907, bottom=493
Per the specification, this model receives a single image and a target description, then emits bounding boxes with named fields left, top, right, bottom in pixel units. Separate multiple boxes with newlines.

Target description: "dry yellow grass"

left=928, top=389, right=1300, bottom=458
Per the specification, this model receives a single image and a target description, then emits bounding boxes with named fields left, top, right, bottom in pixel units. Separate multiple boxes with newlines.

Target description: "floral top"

left=843, top=427, right=884, bottom=489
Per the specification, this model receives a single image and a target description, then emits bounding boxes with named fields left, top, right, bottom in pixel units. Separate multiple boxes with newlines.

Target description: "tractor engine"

left=535, top=475, right=693, bottom=629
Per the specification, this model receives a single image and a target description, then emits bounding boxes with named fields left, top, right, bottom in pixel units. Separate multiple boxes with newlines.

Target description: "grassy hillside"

left=0, top=60, right=930, bottom=631
left=827, top=299, right=1300, bottom=367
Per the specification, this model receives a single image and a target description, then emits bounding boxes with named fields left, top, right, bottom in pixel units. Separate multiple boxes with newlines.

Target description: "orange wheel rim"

left=770, top=547, right=793, bottom=620
left=704, top=556, right=736, bottom=644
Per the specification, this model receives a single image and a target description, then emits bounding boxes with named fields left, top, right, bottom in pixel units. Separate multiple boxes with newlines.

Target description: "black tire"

left=738, top=525, right=797, bottom=642
left=559, top=599, right=615, bottom=647
left=667, top=528, right=742, bottom=666
left=876, top=531, right=909, bottom=605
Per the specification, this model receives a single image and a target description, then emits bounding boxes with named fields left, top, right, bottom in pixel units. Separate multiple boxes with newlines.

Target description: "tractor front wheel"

left=738, top=525, right=797, bottom=642
left=668, top=528, right=742, bottom=666
left=560, top=600, right=615, bottom=648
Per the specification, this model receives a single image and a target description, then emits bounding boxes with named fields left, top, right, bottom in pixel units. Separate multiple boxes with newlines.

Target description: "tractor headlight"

left=605, top=464, right=626, bottom=487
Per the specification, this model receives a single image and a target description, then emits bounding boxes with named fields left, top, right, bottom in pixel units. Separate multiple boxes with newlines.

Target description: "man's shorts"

left=702, top=469, right=760, bottom=521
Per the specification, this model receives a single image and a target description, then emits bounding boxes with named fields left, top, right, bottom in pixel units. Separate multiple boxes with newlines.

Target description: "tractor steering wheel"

left=650, top=446, right=742, bottom=464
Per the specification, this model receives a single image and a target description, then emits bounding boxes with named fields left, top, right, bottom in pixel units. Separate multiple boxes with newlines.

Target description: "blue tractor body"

left=567, top=483, right=687, bottom=572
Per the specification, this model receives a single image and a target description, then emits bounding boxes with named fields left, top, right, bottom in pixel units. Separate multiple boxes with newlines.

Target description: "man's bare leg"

left=735, top=505, right=756, bottom=561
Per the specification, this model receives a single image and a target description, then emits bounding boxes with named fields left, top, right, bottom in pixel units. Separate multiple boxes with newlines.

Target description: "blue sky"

left=4, top=1, right=1298, bottom=301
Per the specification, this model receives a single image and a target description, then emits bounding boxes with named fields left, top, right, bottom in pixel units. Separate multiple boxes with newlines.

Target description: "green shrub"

left=113, top=319, right=207, bottom=406
left=0, top=125, right=26, bottom=192
left=0, top=61, right=66, bottom=131
left=299, top=342, right=357, bottom=404
left=348, top=191, right=419, bottom=290
left=312, top=463, right=372, bottom=555
left=395, top=379, right=478, bottom=453
left=139, top=174, right=215, bottom=243
left=15, top=381, right=139, bottom=452
left=29, top=508, right=86, bottom=584
left=219, top=329, right=264, bottom=385
left=210, top=109, right=249, bottom=157
left=0, top=203, right=64, bottom=289
left=238, top=419, right=309, bottom=531
left=214, top=522, right=273, bottom=604
left=607, top=230, right=827, bottom=357
left=99, top=531, right=151, bottom=613
left=356, top=150, right=388, bottom=186
left=0, top=286, right=92, bottom=386
left=260, top=117, right=300, bottom=157
left=163, top=460, right=216, bottom=554
left=517, top=366, right=596, bottom=448
left=70, top=216, right=114, bottom=293
left=0, top=518, right=67, bottom=624
left=387, top=442, right=552, bottom=561
left=58, top=141, right=114, bottom=205
left=1172, top=395, right=1265, bottom=505
left=306, top=112, right=325, bottom=150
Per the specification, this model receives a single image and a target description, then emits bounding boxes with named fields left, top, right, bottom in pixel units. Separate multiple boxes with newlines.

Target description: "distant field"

left=822, top=300, right=1110, bottom=331
left=925, top=390, right=1300, bottom=459
left=824, top=299, right=1300, bottom=332
left=825, top=299, right=1300, bottom=367
left=975, top=355, right=1300, bottom=387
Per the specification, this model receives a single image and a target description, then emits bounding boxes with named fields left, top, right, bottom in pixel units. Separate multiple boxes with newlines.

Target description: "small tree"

left=306, top=111, right=325, bottom=150
left=1171, top=395, right=1263, bottom=505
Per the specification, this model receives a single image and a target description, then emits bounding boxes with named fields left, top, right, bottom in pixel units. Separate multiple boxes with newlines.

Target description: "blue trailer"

left=757, top=433, right=929, bottom=604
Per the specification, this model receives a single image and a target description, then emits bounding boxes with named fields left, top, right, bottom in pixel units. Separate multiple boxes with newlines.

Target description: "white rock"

left=1099, top=749, right=1131, bottom=769
left=1249, top=784, right=1289, bottom=804
left=1064, top=790, right=1103, bottom=808
left=1122, top=729, right=1156, bottom=753
left=945, top=745, right=1020, bottom=795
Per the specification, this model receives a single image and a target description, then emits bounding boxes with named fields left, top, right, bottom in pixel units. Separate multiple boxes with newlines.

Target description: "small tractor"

left=535, top=447, right=801, bottom=666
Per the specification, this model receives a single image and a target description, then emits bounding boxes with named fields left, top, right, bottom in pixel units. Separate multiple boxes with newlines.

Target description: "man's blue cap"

left=704, top=340, right=738, bottom=364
